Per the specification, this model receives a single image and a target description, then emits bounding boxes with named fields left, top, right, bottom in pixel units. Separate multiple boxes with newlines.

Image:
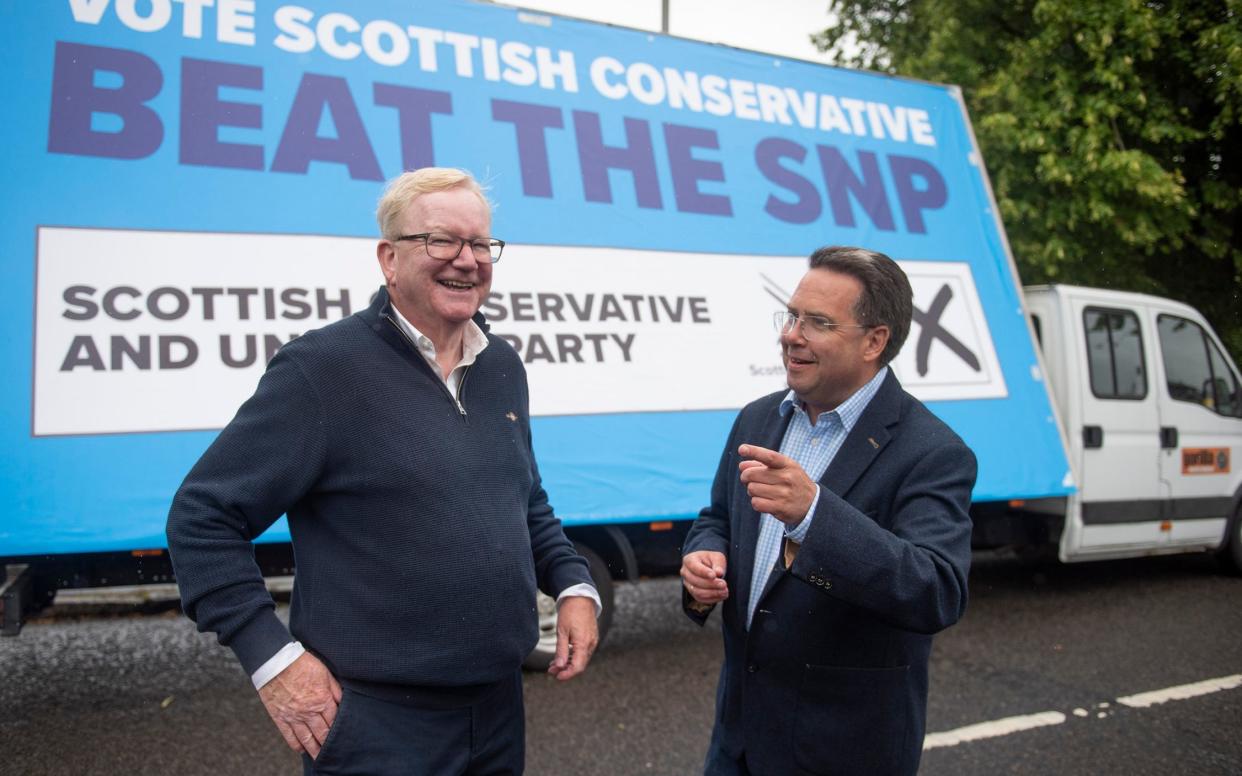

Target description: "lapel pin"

left=868, top=437, right=880, bottom=449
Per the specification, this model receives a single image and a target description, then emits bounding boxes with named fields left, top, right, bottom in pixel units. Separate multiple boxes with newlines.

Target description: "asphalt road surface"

left=2, top=552, right=1240, bottom=775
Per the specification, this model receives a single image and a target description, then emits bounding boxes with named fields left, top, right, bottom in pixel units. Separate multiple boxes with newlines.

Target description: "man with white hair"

left=168, top=167, right=598, bottom=775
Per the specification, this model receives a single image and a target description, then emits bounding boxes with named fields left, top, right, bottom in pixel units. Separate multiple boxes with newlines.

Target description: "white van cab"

left=1024, top=284, right=1242, bottom=569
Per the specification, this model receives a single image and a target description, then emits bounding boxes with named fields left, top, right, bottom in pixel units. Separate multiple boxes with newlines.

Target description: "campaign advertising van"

left=6, top=1, right=1233, bottom=649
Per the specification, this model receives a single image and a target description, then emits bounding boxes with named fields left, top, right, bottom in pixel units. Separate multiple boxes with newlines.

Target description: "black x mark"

left=912, top=284, right=980, bottom=376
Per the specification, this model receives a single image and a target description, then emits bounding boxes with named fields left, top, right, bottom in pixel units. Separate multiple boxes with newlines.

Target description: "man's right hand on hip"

left=258, top=651, right=342, bottom=759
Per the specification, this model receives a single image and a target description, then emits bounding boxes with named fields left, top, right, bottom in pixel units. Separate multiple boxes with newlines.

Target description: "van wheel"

left=524, top=544, right=615, bottom=670
left=1217, top=505, right=1242, bottom=575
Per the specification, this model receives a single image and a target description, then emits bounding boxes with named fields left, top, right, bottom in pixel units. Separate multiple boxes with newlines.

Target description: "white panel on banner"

left=35, top=228, right=1003, bottom=435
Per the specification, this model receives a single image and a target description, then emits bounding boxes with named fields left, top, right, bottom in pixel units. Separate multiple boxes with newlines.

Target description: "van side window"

left=1157, top=314, right=1242, bottom=417
left=1084, top=308, right=1147, bottom=400
left=1031, top=314, right=1043, bottom=348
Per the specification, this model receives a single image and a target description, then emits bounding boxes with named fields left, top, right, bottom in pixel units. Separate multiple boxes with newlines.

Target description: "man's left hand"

left=738, top=444, right=817, bottom=525
left=548, top=596, right=598, bottom=682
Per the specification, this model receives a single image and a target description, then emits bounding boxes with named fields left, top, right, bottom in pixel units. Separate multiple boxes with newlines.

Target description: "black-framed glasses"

left=774, top=311, right=872, bottom=340
left=394, top=232, right=505, bottom=263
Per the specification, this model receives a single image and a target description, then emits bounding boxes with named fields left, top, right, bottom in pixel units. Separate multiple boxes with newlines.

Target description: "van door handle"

left=1160, top=426, right=1178, bottom=449
left=1083, top=425, right=1104, bottom=448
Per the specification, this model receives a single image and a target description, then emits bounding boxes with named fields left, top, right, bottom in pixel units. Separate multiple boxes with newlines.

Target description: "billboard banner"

left=2, top=1, right=1070, bottom=554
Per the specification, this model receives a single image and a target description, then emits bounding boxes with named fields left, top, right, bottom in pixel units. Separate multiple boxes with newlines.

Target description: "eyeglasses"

left=774, top=310, right=872, bottom=339
left=394, top=232, right=505, bottom=263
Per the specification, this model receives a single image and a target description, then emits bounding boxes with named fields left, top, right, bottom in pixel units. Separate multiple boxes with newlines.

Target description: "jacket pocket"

left=792, top=663, right=910, bottom=775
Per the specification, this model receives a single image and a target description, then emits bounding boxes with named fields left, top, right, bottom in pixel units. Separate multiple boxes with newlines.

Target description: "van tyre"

left=523, top=544, right=615, bottom=670
left=1218, top=504, right=1242, bottom=575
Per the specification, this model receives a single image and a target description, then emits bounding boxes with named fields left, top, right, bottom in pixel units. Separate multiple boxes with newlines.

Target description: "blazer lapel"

left=820, top=371, right=903, bottom=499
left=735, top=397, right=793, bottom=622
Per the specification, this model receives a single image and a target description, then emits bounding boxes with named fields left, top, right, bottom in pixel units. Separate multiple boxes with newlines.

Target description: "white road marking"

left=923, top=712, right=1067, bottom=750
left=923, top=674, right=1242, bottom=751
left=1115, top=674, right=1242, bottom=709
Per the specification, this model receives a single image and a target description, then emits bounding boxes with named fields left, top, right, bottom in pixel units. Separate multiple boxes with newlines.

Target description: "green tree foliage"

left=815, top=0, right=1242, bottom=358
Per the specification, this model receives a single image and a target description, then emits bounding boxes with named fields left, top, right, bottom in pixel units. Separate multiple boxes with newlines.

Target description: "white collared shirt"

left=387, top=304, right=489, bottom=398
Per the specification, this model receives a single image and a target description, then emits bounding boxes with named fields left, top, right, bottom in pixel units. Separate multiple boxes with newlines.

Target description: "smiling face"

left=781, top=268, right=889, bottom=420
left=376, top=185, right=493, bottom=345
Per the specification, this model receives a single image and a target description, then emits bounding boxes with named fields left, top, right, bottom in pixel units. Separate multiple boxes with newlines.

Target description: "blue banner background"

left=0, top=0, right=1070, bottom=555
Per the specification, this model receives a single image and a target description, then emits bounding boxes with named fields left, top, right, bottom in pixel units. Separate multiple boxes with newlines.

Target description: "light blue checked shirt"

left=746, top=367, right=889, bottom=628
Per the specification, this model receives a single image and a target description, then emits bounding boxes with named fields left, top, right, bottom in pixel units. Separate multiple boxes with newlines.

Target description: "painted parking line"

left=923, top=674, right=1242, bottom=751
left=923, top=711, right=1067, bottom=750
left=1116, top=674, right=1242, bottom=709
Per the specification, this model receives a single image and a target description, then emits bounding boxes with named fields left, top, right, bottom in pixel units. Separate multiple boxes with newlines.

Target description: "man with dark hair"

left=167, top=167, right=598, bottom=775
left=681, top=245, right=976, bottom=776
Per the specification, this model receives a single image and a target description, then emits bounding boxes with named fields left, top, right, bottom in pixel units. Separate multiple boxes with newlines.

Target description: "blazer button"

left=822, top=580, right=832, bottom=590
left=747, top=663, right=758, bottom=674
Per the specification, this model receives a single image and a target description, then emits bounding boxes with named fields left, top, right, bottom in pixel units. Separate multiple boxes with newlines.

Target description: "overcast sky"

left=496, top=0, right=839, bottom=64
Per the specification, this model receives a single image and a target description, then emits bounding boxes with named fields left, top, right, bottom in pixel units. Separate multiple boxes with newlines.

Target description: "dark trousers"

left=302, top=671, right=525, bottom=776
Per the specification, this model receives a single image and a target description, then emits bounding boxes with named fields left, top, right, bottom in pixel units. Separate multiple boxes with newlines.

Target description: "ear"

left=377, top=240, right=397, bottom=286
left=861, top=325, right=890, bottom=364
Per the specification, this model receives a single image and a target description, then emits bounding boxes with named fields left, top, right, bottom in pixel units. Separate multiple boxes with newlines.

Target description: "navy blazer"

left=683, top=371, right=976, bottom=776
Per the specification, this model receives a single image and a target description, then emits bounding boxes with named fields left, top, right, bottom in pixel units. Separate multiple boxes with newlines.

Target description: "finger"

left=274, top=721, right=305, bottom=754
left=319, top=711, right=337, bottom=745
left=685, top=556, right=725, bottom=585
left=686, top=567, right=725, bottom=589
left=322, top=692, right=339, bottom=731
left=573, top=631, right=596, bottom=673
left=549, top=628, right=570, bottom=674
left=750, top=493, right=775, bottom=510
left=321, top=675, right=343, bottom=729
left=738, top=444, right=789, bottom=468
left=738, top=459, right=765, bottom=473
left=685, top=554, right=712, bottom=574
left=745, top=461, right=800, bottom=484
left=548, top=643, right=574, bottom=678
left=745, top=482, right=782, bottom=500
left=702, top=552, right=728, bottom=573
left=735, top=461, right=765, bottom=481
left=739, top=465, right=779, bottom=485
left=685, top=571, right=729, bottom=600
left=693, top=585, right=729, bottom=604
left=293, top=723, right=321, bottom=759
left=750, top=497, right=791, bottom=520
left=559, top=628, right=595, bottom=681
left=557, top=641, right=585, bottom=681
left=307, top=713, right=331, bottom=747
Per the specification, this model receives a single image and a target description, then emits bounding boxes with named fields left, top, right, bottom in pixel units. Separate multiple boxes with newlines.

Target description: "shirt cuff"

left=556, top=583, right=602, bottom=618
left=251, top=640, right=305, bottom=690
left=784, top=485, right=820, bottom=543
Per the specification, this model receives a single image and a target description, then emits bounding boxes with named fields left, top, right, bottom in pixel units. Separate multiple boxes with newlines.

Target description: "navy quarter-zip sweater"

left=166, top=287, right=592, bottom=686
